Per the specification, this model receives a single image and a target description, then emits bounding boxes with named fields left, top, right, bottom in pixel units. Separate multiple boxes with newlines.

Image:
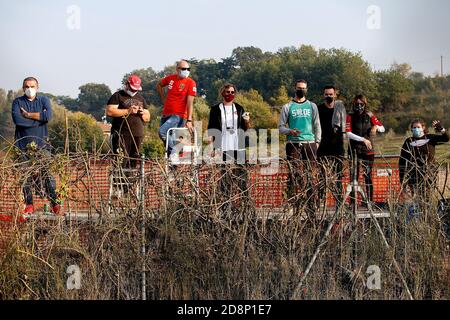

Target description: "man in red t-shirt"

left=156, top=60, right=197, bottom=156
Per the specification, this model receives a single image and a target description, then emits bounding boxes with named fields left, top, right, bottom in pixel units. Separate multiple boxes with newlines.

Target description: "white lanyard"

left=223, top=103, right=236, bottom=132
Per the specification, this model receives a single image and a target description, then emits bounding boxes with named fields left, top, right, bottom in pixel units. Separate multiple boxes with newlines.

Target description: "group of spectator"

left=10, top=60, right=449, bottom=217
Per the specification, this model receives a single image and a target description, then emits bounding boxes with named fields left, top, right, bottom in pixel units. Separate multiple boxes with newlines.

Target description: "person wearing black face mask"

left=279, top=80, right=322, bottom=161
left=346, top=94, right=385, bottom=206
left=279, top=79, right=322, bottom=217
left=317, top=85, right=347, bottom=204
left=296, top=88, right=308, bottom=100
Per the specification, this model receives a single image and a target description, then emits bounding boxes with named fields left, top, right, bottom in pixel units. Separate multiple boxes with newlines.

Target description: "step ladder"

left=165, top=127, right=200, bottom=166
left=165, top=128, right=200, bottom=193
left=107, top=161, right=144, bottom=216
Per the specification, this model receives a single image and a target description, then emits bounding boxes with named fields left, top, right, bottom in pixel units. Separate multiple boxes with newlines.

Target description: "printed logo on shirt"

left=291, top=108, right=311, bottom=118
left=410, top=139, right=430, bottom=147
left=193, top=86, right=197, bottom=93
left=168, top=80, right=174, bottom=90
left=179, top=84, right=185, bottom=91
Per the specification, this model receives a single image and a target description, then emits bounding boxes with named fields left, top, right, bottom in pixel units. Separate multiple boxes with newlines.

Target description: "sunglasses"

left=225, top=91, right=235, bottom=95
left=179, top=67, right=190, bottom=71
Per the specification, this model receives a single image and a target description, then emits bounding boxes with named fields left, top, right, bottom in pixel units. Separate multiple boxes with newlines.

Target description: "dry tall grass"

left=0, top=152, right=450, bottom=300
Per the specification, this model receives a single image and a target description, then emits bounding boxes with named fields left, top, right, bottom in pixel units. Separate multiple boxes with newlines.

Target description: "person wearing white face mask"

left=399, top=119, right=449, bottom=196
left=106, top=74, right=151, bottom=168
left=11, top=76, right=62, bottom=217
left=156, top=60, right=197, bottom=157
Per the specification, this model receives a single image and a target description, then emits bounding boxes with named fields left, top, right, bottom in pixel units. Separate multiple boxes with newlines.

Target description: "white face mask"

left=25, top=88, right=37, bottom=98
left=123, top=84, right=138, bottom=97
left=178, top=70, right=190, bottom=79
left=126, top=90, right=137, bottom=97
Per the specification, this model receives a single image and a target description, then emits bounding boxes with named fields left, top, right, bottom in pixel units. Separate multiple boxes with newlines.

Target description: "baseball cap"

left=127, top=75, right=142, bottom=91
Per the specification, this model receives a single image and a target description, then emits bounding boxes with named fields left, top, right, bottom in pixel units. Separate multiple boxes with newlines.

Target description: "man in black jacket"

left=317, top=85, right=347, bottom=204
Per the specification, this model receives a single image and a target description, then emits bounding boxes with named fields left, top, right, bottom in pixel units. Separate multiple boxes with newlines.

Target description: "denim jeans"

left=21, top=150, right=57, bottom=206
left=158, top=115, right=186, bottom=156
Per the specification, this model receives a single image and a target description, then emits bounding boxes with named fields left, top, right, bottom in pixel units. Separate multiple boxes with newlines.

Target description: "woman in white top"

left=207, top=83, right=250, bottom=163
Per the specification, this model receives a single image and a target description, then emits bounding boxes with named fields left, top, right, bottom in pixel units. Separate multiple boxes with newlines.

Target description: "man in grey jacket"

left=317, top=85, right=347, bottom=203
left=317, top=86, right=347, bottom=158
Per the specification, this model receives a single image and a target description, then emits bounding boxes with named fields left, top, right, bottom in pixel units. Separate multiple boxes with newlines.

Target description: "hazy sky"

left=1, top=0, right=449, bottom=97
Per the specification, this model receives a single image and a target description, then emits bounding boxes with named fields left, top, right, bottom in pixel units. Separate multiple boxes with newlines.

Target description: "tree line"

left=1, top=45, right=449, bottom=156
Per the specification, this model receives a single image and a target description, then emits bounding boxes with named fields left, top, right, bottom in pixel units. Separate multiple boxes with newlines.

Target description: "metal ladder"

left=107, top=159, right=144, bottom=216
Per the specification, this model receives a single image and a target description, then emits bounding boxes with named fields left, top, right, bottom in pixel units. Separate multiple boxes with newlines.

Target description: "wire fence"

left=0, top=154, right=426, bottom=217
left=0, top=152, right=450, bottom=300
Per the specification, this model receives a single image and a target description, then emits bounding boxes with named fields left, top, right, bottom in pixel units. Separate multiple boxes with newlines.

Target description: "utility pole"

left=140, top=155, right=146, bottom=301
left=441, top=55, right=444, bottom=77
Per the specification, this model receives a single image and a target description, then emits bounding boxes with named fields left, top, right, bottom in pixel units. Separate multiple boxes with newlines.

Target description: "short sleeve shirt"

left=161, top=75, right=197, bottom=119
left=107, top=90, right=147, bottom=137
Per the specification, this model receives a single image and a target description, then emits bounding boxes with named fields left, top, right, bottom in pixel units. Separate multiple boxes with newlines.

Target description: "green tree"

left=189, top=59, right=221, bottom=103
left=77, top=83, right=112, bottom=120
left=269, top=86, right=290, bottom=106
left=234, top=89, right=278, bottom=129
left=0, top=89, right=15, bottom=145
left=375, top=64, right=414, bottom=112
left=230, top=45, right=378, bottom=107
left=57, top=95, right=78, bottom=111
left=142, top=105, right=165, bottom=158
left=189, top=57, right=239, bottom=105
left=0, top=89, right=6, bottom=106
left=307, top=48, right=378, bottom=107
left=232, top=46, right=267, bottom=68
left=231, top=55, right=285, bottom=101
left=193, top=96, right=210, bottom=134
left=49, top=104, right=106, bottom=153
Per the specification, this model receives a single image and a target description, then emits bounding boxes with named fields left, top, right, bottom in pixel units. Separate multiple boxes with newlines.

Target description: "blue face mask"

left=412, top=128, right=424, bottom=138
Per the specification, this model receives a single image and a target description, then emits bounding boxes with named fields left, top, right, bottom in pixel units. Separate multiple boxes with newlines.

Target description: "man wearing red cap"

left=106, top=75, right=150, bottom=168
left=156, top=60, right=197, bottom=157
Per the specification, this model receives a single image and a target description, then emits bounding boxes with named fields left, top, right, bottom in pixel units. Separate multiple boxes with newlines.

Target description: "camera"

left=227, top=127, right=235, bottom=134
